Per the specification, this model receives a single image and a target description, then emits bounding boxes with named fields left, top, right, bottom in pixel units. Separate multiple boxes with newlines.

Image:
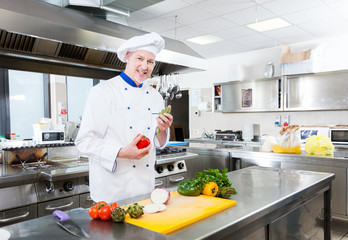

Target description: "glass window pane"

left=67, top=76, right=93, bottom=122
left=9, top=70, right=44, bottom=140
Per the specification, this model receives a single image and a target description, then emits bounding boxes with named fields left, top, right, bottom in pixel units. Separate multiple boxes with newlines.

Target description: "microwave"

left=330, top=129, right=348, bottom=145
left=37, top=130, right=65, bottom=144
left=299, top=127, right=330, bottom=144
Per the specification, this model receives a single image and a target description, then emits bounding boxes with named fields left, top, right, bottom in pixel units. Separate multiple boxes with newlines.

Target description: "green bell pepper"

left=177, top=179, right=203, bottom=196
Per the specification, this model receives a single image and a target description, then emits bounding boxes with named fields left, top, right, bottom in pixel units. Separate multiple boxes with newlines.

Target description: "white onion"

left=144, top=203, right=160, bottom=213
left=151, top=188, right=171, bottom=205
left=143, top=203, right=166, bottom=214
left=157, top=203, right=166, bottom=211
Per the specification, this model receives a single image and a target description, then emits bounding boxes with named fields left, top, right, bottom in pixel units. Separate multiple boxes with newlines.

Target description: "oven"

left=0, top=143, right=93, bottom=226
left=155, top=147, right=198, bottom=189
left=215, top=130, right=243, bottom=141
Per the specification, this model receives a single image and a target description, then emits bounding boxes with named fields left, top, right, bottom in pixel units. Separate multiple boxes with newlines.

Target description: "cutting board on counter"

left=125, top=191, right=237, bottom=234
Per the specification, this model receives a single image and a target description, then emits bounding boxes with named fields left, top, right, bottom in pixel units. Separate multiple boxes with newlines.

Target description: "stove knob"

left=156, top=166, right=164, bottom=174
left=178, top=162, right=185, bottom=169
left=167, top=164, right=174, bottom=171
left=63, top=181, right=75, bottom=191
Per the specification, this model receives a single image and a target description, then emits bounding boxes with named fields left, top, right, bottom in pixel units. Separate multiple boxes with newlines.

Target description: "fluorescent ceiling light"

left=186, top=34, right=222, bottom=45
left=100, top=6, right=130, bottom=17
left=247, top=17, right=291, bottom=32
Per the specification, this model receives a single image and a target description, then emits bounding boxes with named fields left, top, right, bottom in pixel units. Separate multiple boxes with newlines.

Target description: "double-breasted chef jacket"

left=75, top=71, right=169, bottom=203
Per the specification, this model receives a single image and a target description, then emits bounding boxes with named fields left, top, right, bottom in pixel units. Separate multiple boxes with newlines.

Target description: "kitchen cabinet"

left=217, top=77, right=282, bottom=112
left=281, top=162, right=346, bottom=217
left=284, top=70, right=348, bottom=111
left=184, top=148, right=231, bottom=179
left=215, top=69, right=348, bottom=113
left=0, top=204, right=37, bottom=227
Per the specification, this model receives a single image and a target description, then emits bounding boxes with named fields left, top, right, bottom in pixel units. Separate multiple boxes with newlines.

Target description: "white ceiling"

left=123, top=0, right=348, bottom=59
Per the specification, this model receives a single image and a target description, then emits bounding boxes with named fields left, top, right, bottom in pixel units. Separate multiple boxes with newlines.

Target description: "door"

left=167, top=90, right=189, bottom=141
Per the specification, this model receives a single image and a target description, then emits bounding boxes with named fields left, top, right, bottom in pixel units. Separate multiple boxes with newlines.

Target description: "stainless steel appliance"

left=0, top=144, right=92, bottom=226
left=155, top=147, right=198, bottom=188
left=215, top=130, right=242, bottom=141
left=331, top=128, right=348, bottom=145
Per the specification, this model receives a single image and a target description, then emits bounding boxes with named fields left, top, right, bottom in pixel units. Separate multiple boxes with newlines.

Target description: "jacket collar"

left=120, top=71, right=143, bottom=88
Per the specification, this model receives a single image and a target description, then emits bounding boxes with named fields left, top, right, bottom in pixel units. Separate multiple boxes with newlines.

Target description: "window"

left=66, top=76, right=94, bottom=122
left=8, top=70, right=46, bottom=139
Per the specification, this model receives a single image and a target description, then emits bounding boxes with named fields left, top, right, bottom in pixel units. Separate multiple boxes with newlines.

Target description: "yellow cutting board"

left=124, top=191, right=237, bottom=234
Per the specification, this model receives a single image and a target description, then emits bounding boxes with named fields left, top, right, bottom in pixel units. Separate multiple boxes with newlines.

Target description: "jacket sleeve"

left=75, top=85, right=120, bottom=172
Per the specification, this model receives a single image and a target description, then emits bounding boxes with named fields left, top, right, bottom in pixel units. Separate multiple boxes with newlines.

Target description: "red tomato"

left=110, top=202, right=119, bottom=210
left=137, top=135, right=151, bottom=149
left=95, top=201, right=107, bottom=210
left=99, top=205, right=112, bottom=221
left=88, top=206, right=99, bottom=220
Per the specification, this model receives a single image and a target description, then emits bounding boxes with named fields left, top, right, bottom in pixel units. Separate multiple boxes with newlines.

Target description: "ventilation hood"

left=0, top=0, right=206, bottom=79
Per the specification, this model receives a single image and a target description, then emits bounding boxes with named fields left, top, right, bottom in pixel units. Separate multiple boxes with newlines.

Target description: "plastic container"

left=9, top=133, right=16, bottom=140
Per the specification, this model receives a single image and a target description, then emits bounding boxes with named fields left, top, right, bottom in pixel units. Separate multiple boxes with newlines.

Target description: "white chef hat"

left=117, top=32, right=165, bottom=63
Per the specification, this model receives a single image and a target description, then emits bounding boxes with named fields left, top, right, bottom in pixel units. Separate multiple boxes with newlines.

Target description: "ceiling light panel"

left=187, top=34, right=223, bottom=45
left=247, top=17, right=291, bottom=32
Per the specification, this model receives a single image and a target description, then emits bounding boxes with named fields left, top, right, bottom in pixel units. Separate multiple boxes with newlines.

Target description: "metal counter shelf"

left=0, top=165, right=38, bottom=188
left=1, top=166, right=334, bottom=240
left=230, top=146, right=348, bottom=168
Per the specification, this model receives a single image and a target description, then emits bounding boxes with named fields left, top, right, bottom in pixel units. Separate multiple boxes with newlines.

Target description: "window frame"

left=0, top=69, right=50, bottom=139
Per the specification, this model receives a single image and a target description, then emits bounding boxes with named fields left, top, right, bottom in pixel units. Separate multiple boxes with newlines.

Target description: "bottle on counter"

left=9, top=133, right=16, bottom=140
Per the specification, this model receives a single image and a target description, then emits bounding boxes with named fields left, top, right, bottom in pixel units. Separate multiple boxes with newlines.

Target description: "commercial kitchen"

left=0, top=0, right=348, bottom=239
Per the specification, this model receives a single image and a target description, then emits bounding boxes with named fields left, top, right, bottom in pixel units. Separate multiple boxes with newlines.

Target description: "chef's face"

left=124, top=50, right=155, bottom=86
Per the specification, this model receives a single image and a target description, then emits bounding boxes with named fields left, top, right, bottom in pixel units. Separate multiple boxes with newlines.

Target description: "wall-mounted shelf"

left=214, top=85, right=222, bottom=112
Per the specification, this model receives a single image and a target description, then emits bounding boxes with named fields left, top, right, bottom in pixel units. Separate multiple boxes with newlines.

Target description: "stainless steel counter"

left=1, top=166, right=334, bottom=240
left=178, top=142, right=348, bottom=167
left=0, top=165, right=38, bottom=188
left=0, top=160, right=90, bottom=188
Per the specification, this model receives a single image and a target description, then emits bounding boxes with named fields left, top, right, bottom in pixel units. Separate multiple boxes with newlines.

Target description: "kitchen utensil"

left=171, top=74, right=179, bottom=94
left=53, top=210, right=89, bottom=238
left=125, top=191, right=236, bottom=234
left=175, top=91, right=182, bottom=99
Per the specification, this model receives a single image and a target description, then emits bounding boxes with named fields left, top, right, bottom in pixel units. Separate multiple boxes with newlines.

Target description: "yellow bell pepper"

left=202, top=182, right=219, bottom=197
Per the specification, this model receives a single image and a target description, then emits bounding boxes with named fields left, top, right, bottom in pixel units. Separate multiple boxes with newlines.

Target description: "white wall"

left=181, top=34, right=348, bottom=139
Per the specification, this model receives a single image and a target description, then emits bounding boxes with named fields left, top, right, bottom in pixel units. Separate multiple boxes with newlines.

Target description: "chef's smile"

left=125, top=50, right=155, bottom=86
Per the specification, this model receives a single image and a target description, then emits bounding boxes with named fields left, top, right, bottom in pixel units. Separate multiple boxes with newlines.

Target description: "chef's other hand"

left=118, top=134, right=151, bottom=159
left=157, top=105, right=173, bottom=134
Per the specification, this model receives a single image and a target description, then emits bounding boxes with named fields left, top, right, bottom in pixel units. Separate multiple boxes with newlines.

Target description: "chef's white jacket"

left=75, top=72, right=169, bottom=203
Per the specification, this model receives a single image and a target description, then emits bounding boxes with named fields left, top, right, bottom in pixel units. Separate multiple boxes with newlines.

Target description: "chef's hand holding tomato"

left=157, top=105, right=173, bottom=143
left=118, top=134, right=151, bottom=159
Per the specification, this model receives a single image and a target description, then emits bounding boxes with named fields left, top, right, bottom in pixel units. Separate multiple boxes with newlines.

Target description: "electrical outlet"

left=275, top=115, right=281, bottom=127
left=282, top=115, right=290, bottom=126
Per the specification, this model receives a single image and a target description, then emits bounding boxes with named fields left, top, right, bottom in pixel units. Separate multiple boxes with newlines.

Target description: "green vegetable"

left=195, top=168, right=232, bottom=189
left=111, top=207, right=126, bottom=223
left=127, top=203, right=144, bottom=219
left=177, top=179, right=203, bottom=196
left=157, top=106, right=171, bottom=137
left=219, top=187, right=237, bottom=199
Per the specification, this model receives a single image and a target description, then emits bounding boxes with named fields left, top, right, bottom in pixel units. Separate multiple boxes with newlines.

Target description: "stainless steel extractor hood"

left=0, top=0, right=206, bottom=79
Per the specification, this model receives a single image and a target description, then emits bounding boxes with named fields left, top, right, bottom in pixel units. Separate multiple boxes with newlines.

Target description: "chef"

left=75, top=32, right=173, bottom=202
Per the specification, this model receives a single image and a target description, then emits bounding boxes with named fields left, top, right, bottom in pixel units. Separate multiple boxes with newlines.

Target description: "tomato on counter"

left=88, top=201, right=119, bottom=221
left=88, top=206, right=99, bottom=220
left=99, top=205, right=112, bottom=221
left=110, top=202, right=119, bottom=210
